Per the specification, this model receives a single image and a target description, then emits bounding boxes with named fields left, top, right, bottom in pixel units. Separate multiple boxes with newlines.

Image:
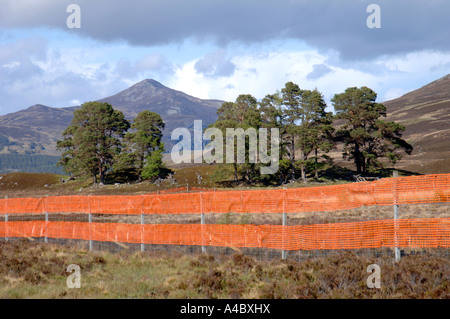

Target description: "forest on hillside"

left=0, top=154, right=64, bottom=174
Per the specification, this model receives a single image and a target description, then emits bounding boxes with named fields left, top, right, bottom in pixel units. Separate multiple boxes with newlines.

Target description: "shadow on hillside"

left=377, top=168, right=422, bottom=178
left=213, top=165, right=423, bottom=189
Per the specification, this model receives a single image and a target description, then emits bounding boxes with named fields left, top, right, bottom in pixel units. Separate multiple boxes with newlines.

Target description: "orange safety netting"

left=1, top=174, right=449, bottom=215
left=0, top=218, right=448, bottom=250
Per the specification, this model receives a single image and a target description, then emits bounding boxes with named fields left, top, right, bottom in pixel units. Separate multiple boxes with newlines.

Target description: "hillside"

left=0, top=79, right=224, bottom=157
left=383, top=74, right=450, bottom=174
left=0, top=104, right=76, bottom=156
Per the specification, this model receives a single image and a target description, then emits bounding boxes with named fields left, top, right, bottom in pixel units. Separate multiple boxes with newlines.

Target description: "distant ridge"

left=0, top=79, right=225, bottom=157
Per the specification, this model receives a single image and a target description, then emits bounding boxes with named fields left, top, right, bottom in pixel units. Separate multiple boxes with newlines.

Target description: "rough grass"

left=0, top=241, right=448, bottom=299
left=0, top=167, right=349, bottom=199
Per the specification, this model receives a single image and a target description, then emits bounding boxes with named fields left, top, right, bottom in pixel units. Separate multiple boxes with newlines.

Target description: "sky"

left=1, top=0, right=450, bottom=115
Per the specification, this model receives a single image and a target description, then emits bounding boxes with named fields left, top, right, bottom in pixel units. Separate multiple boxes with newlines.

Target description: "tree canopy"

left=57, top=102, right=167, bottom=184
left=332, top=86, right=413, bottom=174
left=57, top=102, right=130, bottom=184
left=209, top=83, right=412, bottom=185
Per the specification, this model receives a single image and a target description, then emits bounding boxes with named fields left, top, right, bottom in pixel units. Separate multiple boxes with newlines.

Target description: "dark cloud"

left=194, top=50, right=236, bottom=77
left=306, top=64, right=333, bottom=80
left=1, top=1, right=449, bottom=61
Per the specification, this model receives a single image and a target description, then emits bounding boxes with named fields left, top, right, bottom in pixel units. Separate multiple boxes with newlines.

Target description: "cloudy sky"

left=1, top=0, right=450, bottom=115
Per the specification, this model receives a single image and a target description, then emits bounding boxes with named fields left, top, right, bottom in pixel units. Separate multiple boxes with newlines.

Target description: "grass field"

left=0, top=240, right=448, bottom=299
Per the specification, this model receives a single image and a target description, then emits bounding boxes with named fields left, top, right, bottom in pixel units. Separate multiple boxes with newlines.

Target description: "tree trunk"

left=355, top=144, right=362, bottom=174
left=290, top=135, right=296, bottom=162
left=100, top=170, right=105, bottom=185
left=314, top=148, right=319, bottom=179
left=299, top=149, right=307, bottom=182
left=362, top=154, right=366, bottom=174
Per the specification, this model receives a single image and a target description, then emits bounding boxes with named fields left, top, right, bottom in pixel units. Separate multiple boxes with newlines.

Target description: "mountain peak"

left=132, top=79, right=166, bottom=90
left=26, top=104, right=51, bottom=111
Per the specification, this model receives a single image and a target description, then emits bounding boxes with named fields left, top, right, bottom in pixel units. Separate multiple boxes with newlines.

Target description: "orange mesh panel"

left=1, top=197, right=43, bottom=214
left=0, top=174, right=449, bottom=215
left=1, top=218, right=448, bottom=250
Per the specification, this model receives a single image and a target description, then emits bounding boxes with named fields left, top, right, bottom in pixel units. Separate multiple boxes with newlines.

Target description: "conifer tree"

left=332, top=87, right=412, bottom=174
left=117, top=110, right=165, bottom=180
left=57, top=101, right=130, bottom=184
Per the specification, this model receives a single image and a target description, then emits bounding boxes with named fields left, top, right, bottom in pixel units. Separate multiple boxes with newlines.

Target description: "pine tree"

left=281, top=82, right=302, bottom=166
left=57, top=101, right=130, bottom=184
left=332, top=87, right=413, bottom=174
left=117, top=110, right=165, bottom=180
left=210, top=95, right=262, bottom=183
left=295, top=89, right=334, bottom=180
left=281, top=83, right=333, bottom=182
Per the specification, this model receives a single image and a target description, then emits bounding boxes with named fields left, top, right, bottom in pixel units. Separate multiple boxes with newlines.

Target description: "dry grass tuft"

left=0, top=240, right=448, bottom=299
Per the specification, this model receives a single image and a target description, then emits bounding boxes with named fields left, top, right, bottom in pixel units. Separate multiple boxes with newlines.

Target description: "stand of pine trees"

left=57, top=83, right=413, bottom=186
left=57, top=102, right=167, bottom=184
left=210, top=83, right=412, bottom=185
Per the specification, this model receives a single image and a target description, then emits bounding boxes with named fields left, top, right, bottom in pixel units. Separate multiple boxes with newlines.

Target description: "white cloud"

left=167, top=48, right=450, bottom=115
left=2, top=61, right=20, bottom=69
left=169, top=50, right=381, bottom=107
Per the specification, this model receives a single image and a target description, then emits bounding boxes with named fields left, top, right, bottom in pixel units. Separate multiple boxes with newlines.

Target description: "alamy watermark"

left=66, top=4, right=81, bottom=29
left=366, top=264, right=381, bottom=289
left=66, top=264, right=81, bottom=289
left=367, top=4, right=381, bottom=29
left=171, top=120, right=280, bottom=175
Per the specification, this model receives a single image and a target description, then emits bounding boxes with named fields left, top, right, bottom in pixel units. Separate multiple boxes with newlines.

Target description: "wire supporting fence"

left=1, top=173, right=449, bottom=261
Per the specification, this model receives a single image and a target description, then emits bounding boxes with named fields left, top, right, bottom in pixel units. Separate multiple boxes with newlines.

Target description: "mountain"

left=0, top=79, right=224, bottom=157
left=383, top=74, right=450, bottom=174
left=0, top=104, right=76, bottom=156
left=97, top=79, right=223, bottom=149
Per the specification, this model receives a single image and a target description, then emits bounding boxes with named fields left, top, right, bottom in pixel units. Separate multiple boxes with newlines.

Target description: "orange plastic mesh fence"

left=1, top=218, right=449, bottom=250
left=1, top=174, right=449, bottom=215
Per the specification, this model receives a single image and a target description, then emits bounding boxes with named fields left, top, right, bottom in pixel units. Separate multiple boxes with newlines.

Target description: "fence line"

left=1, top=174, right=450, bottom=255
left=1, top=218, right=449, bottom=251
left=1, top=174, right=450, bottom=215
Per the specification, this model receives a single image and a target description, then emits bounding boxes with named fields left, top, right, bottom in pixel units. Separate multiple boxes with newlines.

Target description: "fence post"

left=141, top=195, right=145, bottom=253
left=44, top=195, right=48, bottom=243
left=88, top=195, right=93, bottom=252
left=200, top=192, right=206, bottom=254
left=282, top=189, right=287, bottom=260
left=393, top=171, right=401, bottom=262
left=4, top=195, right=8, bottom=243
